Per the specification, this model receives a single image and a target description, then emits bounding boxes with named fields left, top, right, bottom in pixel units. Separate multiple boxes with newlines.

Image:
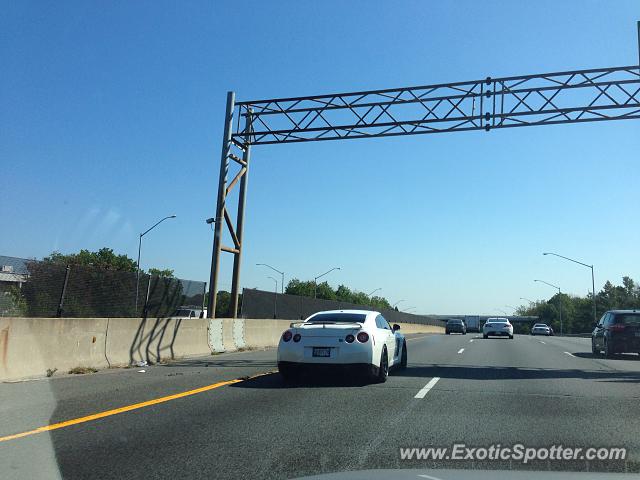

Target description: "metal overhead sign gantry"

left=207, top=23, right=640, bottom=318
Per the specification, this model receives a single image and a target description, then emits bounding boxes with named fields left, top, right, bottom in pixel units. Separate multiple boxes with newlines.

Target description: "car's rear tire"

left=375, top=347, right=389, bottom=383
left=483, top=334, right=488, bottom=339
left=591, top=338, right=599, bottom=356
left=509, top=334, right=514, bottom=339
left=279, top=364, right=299, bottom=383
left=400, top=342, right=408, bottom=369
left=445, top=331, right=450, bottom=335
left=604, top=338, right=614, bottom=358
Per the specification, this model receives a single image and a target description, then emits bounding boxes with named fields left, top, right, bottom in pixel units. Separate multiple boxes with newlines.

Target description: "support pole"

left=591, top=266, right=597, bottom=326
left=56, top=265, right=71, bottom=317
left=230, top=109, right=252, bottom=318
left=207, top=92, right=235, bottom=318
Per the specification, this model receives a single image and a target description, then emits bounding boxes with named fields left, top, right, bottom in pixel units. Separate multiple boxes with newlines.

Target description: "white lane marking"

left=469, top=339, right=474, bottom=343
left=564, top=351, right=575, bottom=357
left=415, top=377, right=440, bottom=399
left=539, top=341, right=546, bottom=344
left=457, top=348, right=465, bottom=354
left=419, top=475, right=445, bottom=480
left=407, top=335, right=430, bottom=342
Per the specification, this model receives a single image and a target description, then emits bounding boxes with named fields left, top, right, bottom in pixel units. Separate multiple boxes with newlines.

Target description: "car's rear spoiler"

left=289, top=321, right=363, bottom=329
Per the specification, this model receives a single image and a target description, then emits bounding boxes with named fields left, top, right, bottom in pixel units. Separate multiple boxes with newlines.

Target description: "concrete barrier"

left=0, top=317, right=444, bottom=381
left=105, top=317, right=210, bottom=367
left=0, top=317, right=109, bottom=381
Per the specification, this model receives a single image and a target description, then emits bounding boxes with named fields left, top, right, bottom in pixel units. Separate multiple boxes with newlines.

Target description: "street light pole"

left=392, top=300, right=405, bottom=309
left=257, top=263, right=285, bottom=294
left=534, top=279, right=563, bottom=335
left=313, top=267, right=341, bottom=298
left=367, top=288, right=381, bottom=297
left=267, top=276, right=278, bottom=318
left=135, top=214, right=176, bottom=315
left=520, top=297, right=534, bottom=304
left=543, top=252, right=597, bottom=326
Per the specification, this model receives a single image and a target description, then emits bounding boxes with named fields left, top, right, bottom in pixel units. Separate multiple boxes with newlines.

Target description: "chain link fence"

left=0, top=256, right=205, bottom=318
left=241, top=288, right=442, bottom=326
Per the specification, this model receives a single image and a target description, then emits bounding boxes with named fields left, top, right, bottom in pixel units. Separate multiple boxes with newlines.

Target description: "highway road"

left=1, top=333, right=639, bottom=479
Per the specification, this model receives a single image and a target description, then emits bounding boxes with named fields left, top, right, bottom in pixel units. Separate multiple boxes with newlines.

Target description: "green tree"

left=148, top=268, right=174, bottom=277
left=44, top=248, right=137, bottom=272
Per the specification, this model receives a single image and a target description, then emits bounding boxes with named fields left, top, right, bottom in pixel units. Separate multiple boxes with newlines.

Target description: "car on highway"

left=277, top=309, right=407, bottom=383
left=591, top=309, right=640, bottom=357
left=531, top=323, right=552, bottom=336
left=445, top=318, right=467, bottom=335
left=483, top=317, right=514, bottom=339
left=169, top=306, right=207, bottom=319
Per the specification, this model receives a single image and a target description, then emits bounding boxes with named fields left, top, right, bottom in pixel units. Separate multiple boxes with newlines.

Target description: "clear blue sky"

left=1, top=1, right=639, bottom=314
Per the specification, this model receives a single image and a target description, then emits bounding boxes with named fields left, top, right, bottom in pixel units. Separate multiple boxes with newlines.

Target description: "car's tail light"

left=293, top=333, right=301, bottom=342
left=356, top=332, right=369, bottom=343
left=345, top=334, right=355, bottom=343
left=609, top=324, right=626, bottom=332
left=282, top=330, right=293, bottom=342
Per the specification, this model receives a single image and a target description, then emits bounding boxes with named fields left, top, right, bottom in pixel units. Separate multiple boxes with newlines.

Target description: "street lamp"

left=505, top=305, right=517, bottom=312
left=257, top=263, right=285, bottom=294
left=404, top=306, right=416, bottom=313
left=367, top=288, right=382, bottom=297
left=392, top=300, right=405, bottom=308
left=267, top=276, right=278, bottom=318
left=534, top=279, right=563, bottom=335
left=314, top=267, right=341, bottom=298
left=135, top=214, right=176, bottom=315
left=543, top=252, right=596, bottom=326
left=520, top=297, right=534, bottom=304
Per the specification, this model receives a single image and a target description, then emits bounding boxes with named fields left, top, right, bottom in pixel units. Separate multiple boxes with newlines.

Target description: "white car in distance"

left=483, top=317, right=514, bottom=339
left=277, top=310, right=407, bottom=383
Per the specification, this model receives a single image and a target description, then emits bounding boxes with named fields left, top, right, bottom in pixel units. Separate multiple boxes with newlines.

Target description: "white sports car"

left=483, top=317, right=514, bottom=339
left=277, top=309, right=407, bottom=383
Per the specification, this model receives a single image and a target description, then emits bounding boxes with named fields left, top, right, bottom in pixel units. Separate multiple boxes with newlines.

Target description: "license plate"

left=312, top=347, right=331, bottom=357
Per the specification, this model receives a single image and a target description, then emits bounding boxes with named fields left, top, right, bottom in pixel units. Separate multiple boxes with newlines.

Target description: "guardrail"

left=0, top=316, right=443, bottom=381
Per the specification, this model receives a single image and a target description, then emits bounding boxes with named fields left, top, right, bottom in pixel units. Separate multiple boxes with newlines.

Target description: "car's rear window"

left=534, top=324, right=548, bottom=327
left=448, top=319, right=462, bottom=324
left=306, top=313, right=367, bottom=324
left=614, top=314, right=640, bottom=325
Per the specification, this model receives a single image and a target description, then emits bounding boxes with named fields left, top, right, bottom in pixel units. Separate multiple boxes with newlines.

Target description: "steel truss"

left=208, top=45, right=640, bottom=318
left=235, top=65, right=640, bottom=145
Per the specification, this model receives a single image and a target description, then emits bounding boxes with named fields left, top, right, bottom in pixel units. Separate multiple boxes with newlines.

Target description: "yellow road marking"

left=0, top=372, right=275, bottom=443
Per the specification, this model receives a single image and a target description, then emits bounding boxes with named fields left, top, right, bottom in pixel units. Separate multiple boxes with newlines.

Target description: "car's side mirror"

left=393, top=324, right=400, bottom=332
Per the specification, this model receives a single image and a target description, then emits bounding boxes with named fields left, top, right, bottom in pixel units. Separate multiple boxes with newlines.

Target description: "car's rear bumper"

left=277, top=342, right=373, bottom=364
left=609, top=338, right=640, bottom=353
left=484, top=331, right=513, bottom=336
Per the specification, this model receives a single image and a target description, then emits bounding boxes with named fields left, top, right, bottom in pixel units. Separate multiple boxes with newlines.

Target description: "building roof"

left=0, top=255, right=31, bottom=275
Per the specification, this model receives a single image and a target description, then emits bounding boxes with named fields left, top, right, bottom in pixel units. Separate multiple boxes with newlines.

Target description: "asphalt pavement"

left=1, top=332, right=639, bottom=479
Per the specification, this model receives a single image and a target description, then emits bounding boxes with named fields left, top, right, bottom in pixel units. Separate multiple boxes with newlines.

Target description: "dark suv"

left=591, top=310, right=640, bottom=357
left=445, top=318, right=466, bottom=335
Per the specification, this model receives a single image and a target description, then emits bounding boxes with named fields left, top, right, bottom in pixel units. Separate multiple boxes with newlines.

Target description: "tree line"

left=516, top=276, right=639, bottom=334
left=2, top=248, right=200, bottom=318
left=284, top=278, right=393, bottom=311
